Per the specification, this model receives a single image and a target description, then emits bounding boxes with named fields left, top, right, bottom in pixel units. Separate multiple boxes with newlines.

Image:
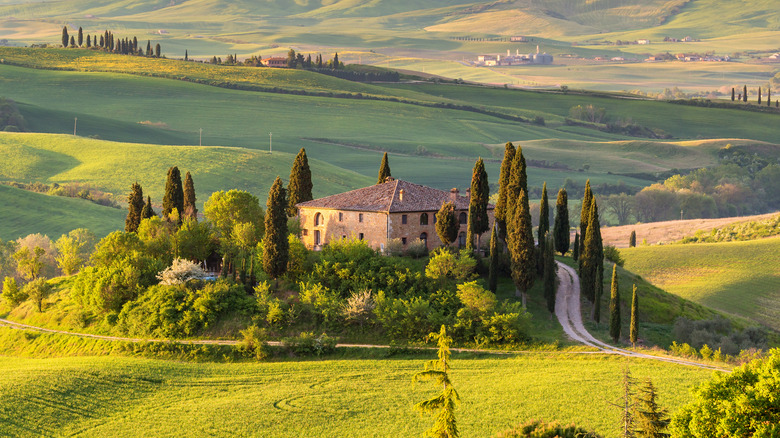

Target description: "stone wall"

left=299, top=207, right=388, bottom=250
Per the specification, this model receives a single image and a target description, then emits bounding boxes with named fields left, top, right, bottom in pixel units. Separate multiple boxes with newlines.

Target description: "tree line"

left=60, top=26, right=162, bottom=57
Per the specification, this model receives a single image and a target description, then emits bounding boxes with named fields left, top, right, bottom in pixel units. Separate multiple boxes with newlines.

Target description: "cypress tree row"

left=609, top=264, right=621, bottom=343
left=287, top=148, right=313, bottom=217
left=488, top=226, right=499, bottom=292
left=537, top=182, right=550, bottom=275
left=629, top=230, right=637, bottom=248
left=578, top=180, right=593, bottom=271
left=543, top=232, right=557, bottom=316
left=495, top=142, right=516, bottom=241
left=162, top=166, right=184, bottom=221
left=630, top=284, right=638, bottom=347
left=125, top=182, right=145, bottom=233
left=553, top=188, right=569, bottom=256
left=262, top=177, right=289, bottom=279
left=466, top=157, right=489, bottom=250
left=507, top=189, right=535, bottom=306
left=377, top=152, right=391, bottom=184
left=572, top=232, right=580, bottom=261
left=141, top=196, right=156, bottom=219
left=435, top=202, right=459, bottom=247
left=183, top=171, right=197, bottom=221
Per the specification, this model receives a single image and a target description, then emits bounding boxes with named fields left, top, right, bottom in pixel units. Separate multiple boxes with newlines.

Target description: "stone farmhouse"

left=296, top=178, right=495, bottom=251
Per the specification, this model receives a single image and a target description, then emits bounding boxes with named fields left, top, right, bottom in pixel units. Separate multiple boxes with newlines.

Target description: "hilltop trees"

left=377, top=152, right=391, bottom=184
left=466, top=158, right=489, bottom=250
left=163, top=166, right=184, bottom=221
left=183, top=171, right=197, bottom=220
left=553, top=188, right=569, bottom=256
left=125, top=182, right=145, bottom=232
left=436, top=202, right=459, bottom=247
left=495, top=142, right=516, bottom=240
left=262, top=177, right=289, bottom=279
left=287, top=148, right=313, bottom=216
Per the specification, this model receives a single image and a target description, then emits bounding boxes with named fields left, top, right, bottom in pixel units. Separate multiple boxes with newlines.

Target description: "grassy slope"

left=0, top=184, right=125, bottom=240
left=0, top=343, right=712, bottom=438
left=621, top=237, right=780, bottom=331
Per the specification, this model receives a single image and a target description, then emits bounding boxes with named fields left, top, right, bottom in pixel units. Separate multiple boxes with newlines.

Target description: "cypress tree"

left=578, top=180, right=593, bottom=272
left=537, top=182, right=550, bottom=275
left=162, top=166, right=184, bottom=221
left=287, top=148, right=313, bottom=217
left=77, top=27, right=83, bottom=47
left=582, top=198, right=604, bottom=321
left=553, top=188, right=570, bottom=255
left=146, top=40, right=151, bottom=56
left=768, top=88, right=771, bottom=106
left=99, top=35, right=104, bottom=47
left=731, top=88, right=735, bottom=101
left=155, top=43, right=161, bottom=57
left=262, top=177, right=289, bottom=279
left=70, top=36, right=75, bottom=47
left=86, top=35, right=91, bottom=47
left=185, top=50, right=188, bottom=61
left=333, top=52, right=339, bottom=68
left=61, top=26, right=69, bottom=48
left=629, top=230, right=637, bottom=248
left=609, top=264, right=621, bottom=343
left=466, top=157, right=489, bottom=250
left=758, top=87, right=762, bottom=105
left=488, top=226, right=499, bottom=292
left=435, top=202, right=459, bottom=247
left=183, top=171, right=197, bottom=220
left=141, top=196, right=156, bottom=219
left=743, top=85, right=748, bottom=102
left=507, top=189, right=535, bottom=306
left=572, top=232, right=580, bottom=261
left=543, top=232, right=556, bottom=315
left=495, top=142, right=516, bottom=241
left=377, top=152, right=391, bottom=184
left=630, top=284, right=638, bottom=347
left=125, top=182, right=145, bottom=232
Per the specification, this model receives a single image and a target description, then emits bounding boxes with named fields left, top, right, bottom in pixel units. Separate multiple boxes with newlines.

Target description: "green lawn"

left=0, top=344, right=714, bottom=437
left=621, top=237, right=780, bottom=331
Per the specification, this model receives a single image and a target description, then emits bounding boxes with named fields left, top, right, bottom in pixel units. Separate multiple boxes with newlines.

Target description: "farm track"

left=0, top=265, right=729, bottom=371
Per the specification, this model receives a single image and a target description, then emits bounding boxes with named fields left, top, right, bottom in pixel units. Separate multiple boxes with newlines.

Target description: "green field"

left=0, top=342, right=714, bottom=437
left=622, top=237, right=780, bottom=332
left=0, top=184, right=125, bottom=240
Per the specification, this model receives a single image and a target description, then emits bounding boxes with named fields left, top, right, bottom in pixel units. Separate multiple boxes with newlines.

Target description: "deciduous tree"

left=553, top=188, right=569, bottom=256
left=287, top=148, right=313, bottom=216
left=204, top=190, right=264, bottom=242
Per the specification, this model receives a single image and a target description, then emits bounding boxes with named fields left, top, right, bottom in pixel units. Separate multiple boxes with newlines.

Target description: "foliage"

left=495, top=419, right=602, bottom=438
left=237, top=325, right=270, bottom=360
left=13, top=246, right=47, bottom=281
left=375, top=292, right=442, bottom=341
left=162, top=166, right=183, bottom=221
left=456, top=281, right=496, bottom=314
left=579, top=180, right=593, bottom=265
left=633, top=379, right=670, bottom=438
left=342, top=289, right=375, bottom=326
left=406, top=238, right=429, bottom=259
left=298, top=281, right=343, bottom=327
left=425, top=249, right=477, bottom=283
left=671, top=316, right=767, bottom=356
left=569, top=104, right=607, bottom=123
left=630, top=285, right=639, bottom=346
left=2, top=276, right=26, bottom=306
left=125, top=182, right=145, bottom=233
left=262, top=177, right=289, bottom=279
left=204, top=190, right=264, bottom=242
left=677, top=214, right=780, bottom=244
left=281, top=332, right=337, bottom=357
left=23, top=277, right=52, bottom=312
left=553, top=188, right=569, bottom=256
left=136, top=217, right=174, bottom=264
left=542, top=233, right=556, bottom=315
left=488, top=227, right=499, bottom=292
left=435, top=202, right=459, bottom=247
left=156, top=258, right=208, bottom=285
left=630, top=230, right=637, bottom=248
left=413, top=325, right=460, bottom=438
left=377, top=152, right=391, bottom=184
left=507, top=189, right=535, bottom=299
left=0, top=97, right=27, bottom=131
left=175, top=219, right=216, bottom=263
left=537, top=182, right=550, bottom=261
left=54, top=228, right=96, bottom=276
left=604, top=245, right=624, bottom=267
left=385, top=238, right=405, bottom=256
left=287, top=148, right=313, bottom=217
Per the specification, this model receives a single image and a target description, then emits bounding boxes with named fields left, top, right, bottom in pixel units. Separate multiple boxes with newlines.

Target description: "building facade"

left=296, top=179, right=494, bottom=251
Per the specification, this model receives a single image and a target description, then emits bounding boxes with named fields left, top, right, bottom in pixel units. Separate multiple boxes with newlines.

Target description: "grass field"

left=0, top=184, right=125, bottom=240
left=0, top=338, right=715, bottom=437
left=621, top=237, right=780, bottom=332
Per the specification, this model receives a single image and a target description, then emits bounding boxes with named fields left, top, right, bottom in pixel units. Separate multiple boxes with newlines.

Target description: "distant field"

left=0, top=349, right=712, bottom=437
left=0, top=184, right=124, bottom=240
left=621, top=237, right=780, bottom=331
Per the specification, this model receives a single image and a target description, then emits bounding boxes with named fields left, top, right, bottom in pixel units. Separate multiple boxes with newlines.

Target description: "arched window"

left=459, top=212, right=467, bottom=225
left=420, top=213, right=429, bottom=225
left=314, top=212, right=323, bottom=226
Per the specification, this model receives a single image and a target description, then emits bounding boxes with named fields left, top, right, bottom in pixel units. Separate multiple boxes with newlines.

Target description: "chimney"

left=385, top=176, right=395, bottom=183
left=466, top=188, right=471, bottom=199
left=449, top=188, right=459, bottom=202
left=399, top=189, right=404, bottom=202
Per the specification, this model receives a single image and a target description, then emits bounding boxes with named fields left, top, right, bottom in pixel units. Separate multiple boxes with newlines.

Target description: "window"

left=302, top=229, right=308, bottom=236
left=314, top=212, right=323, bottom=226
left=420, top=213, right=428, bottom=226
left=359, top=213, right=364, bottom=223
left=359, top=233, right=364, bottom=240
left=458, top=232, right=466, bottom=248
left=402, top=237, right=407, bottom=245
left=459, top=212, right=467, bottom=225
left=402, top=214, right=407, bottom=224
left=339, top=212, right=343, bottom=222
left=314, top=230, right=321, bottom=246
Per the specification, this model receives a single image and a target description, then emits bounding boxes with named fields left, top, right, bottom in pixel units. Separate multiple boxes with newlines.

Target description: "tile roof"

left=296, top=179, right=493, bottom=213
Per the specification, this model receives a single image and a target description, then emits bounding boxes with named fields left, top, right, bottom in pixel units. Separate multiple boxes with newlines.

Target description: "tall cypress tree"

left=77, top=27, right=83, bottom=47
left=377, top=152, right=391, bottom=184
left=141, top=196, right=156, bottom=219
left=582, top=198, right=604, bottom=321
left=287, top=148, right=313, bottom=216
left=495, top=142, right=516, bottom=241
left=507, top=189, right=535, bottom=306
left=125, top=182, right=145, bottom=232
left=731, top=88, right=735, bottom=101
left=572, top=232, right=580, bottom=261
left=162, top=166, right=184, bottom=221
left=743, top=85, right=748, bottom=102
left=758, top=87, right=762, bottom=105
left=488, top=226, right=499, bottom=292
left=537, top=182, right=550, bottom=275
left=630, top=284, right=638, bottom=347
left=70, top=36, right=75, bottom=47
left=86, top=35, right=91, bottom=47
left=435, top=202, right=459, bottom=247
left=629, top=230, right=637, bottom=248
left=543, top=232, right=556, bottom=315
left=155, top=43, right=161, bottom=58
left=466, top=157, right=489, bottom=250
left=146, top=40, right=151, bottom=56
left=183, top=171, right=197, bottom=220
left=262, top=177, right=289, bottom=279
left=609, top=264, right=621, bottom=343
left=61, top=26, right=69, bottom=48
left=578, top=180, right=593, bottom=272
left=553, top=188, right=570, bottom=255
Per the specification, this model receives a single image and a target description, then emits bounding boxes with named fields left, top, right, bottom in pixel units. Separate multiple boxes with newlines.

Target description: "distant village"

left=473, top=45, right=553, bottom=66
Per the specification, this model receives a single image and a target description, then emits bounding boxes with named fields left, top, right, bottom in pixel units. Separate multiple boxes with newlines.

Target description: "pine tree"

left=435, top=202, right=459, bottom=247
left=141, top=196, right=156, bottom=219
left=578, top=180, right=593, bottom=271
left=507, top=190, right=535, bottom=306
left=61, top=26, right=69, bottom=48
left=287, top=148, right=313, bottom=217
left=183, top=171, right=197, bottom=220
left=616, top=366, right=635, bottom=438
left=537, top=182, right=550, bottom=275
left=609, top=264, right=621, bottom=343
left=743, top=85, right=748, bottom=102
left=125, top=182, right=145, bottom=232
left=413, top=325, right=460, bottom=438
left=633, top=379, right=670, bottom=438
left=162, top=166, right=184, bottom=221
left=629, top=230, right=637, bottom=248
left=377, top=152, right=391, bottom=184
left=262, top=177, right=289, bottom=279
left=572, top=232, right=580, bottom=261
left=553, top=188, right=570, bottom=256
left=543, top=232, right=557, bottom=315
left=77, top=27, right=83, bottom=47
left=488, top=226, right=499, bottom=292
left=495, top=142, right=516, bottom=241
left=466, top=158, right=489, bottom=250
left=630, top=284, right=638, bottom=347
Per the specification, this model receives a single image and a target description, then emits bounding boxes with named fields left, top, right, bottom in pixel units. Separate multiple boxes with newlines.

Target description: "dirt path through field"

left=554, top=261, right=728, bottom=372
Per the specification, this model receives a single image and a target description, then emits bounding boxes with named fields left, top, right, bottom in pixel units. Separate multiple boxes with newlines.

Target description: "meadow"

left=0, top=335, right=716, bottom=438
left=621, top=236, right=780, bottom=331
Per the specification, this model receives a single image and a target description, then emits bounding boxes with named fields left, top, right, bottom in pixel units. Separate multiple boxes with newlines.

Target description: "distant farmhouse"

left=264, top=57, right=287, bottom=68
left=296, top=178, right=495, bottom=251
left=475, top=46, right=553, bottom=66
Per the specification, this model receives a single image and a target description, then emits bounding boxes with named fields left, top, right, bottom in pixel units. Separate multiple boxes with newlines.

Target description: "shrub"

left=602, top=245, right=624, bottom=266
left=374, top=292, right=443, bottom=341
left=496, top=419, right=602, bottom=437
left=2, top=276, right=26, bottom=306
left=425, top=249, right=477, bottom=282
left=156, top=258, right=208, bottom=285
left=237, top=325, right=270, bottom=360
left=342, top=289, right=375, bottom=326
left=406, top=239, right=428, bottom=258
left=669, top=341, right=699, bottom=358
left=384, top=238, right=405, bottom=256
left=282, top=332, right=337, bottom=356
left=482, top=309, right=532, bottom=346
left=456, top=281, right=496, bottom=314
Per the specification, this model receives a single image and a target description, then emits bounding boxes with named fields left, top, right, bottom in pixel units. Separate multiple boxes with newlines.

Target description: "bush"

left=374, top=292, right=443, bottom=341
left=2, top=276, right=26, bottom=306
left=342, top=289, right=375, bottom=326
left=496, top=419, right=602, bottom=437
left=424, top=249, right=477, bottom=282
left=298, top=281, right=343, bottom=326
left=281, top=332, right=337, bottom=356
left=384, top=238, right=405, bottom=256
left=406, top=239, right=428, bottom=258
left=669, top=341, right=699, bottom=358
left=237, top=325, right=270, bottom=360
left=602, top=245, right=624, bottom=266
